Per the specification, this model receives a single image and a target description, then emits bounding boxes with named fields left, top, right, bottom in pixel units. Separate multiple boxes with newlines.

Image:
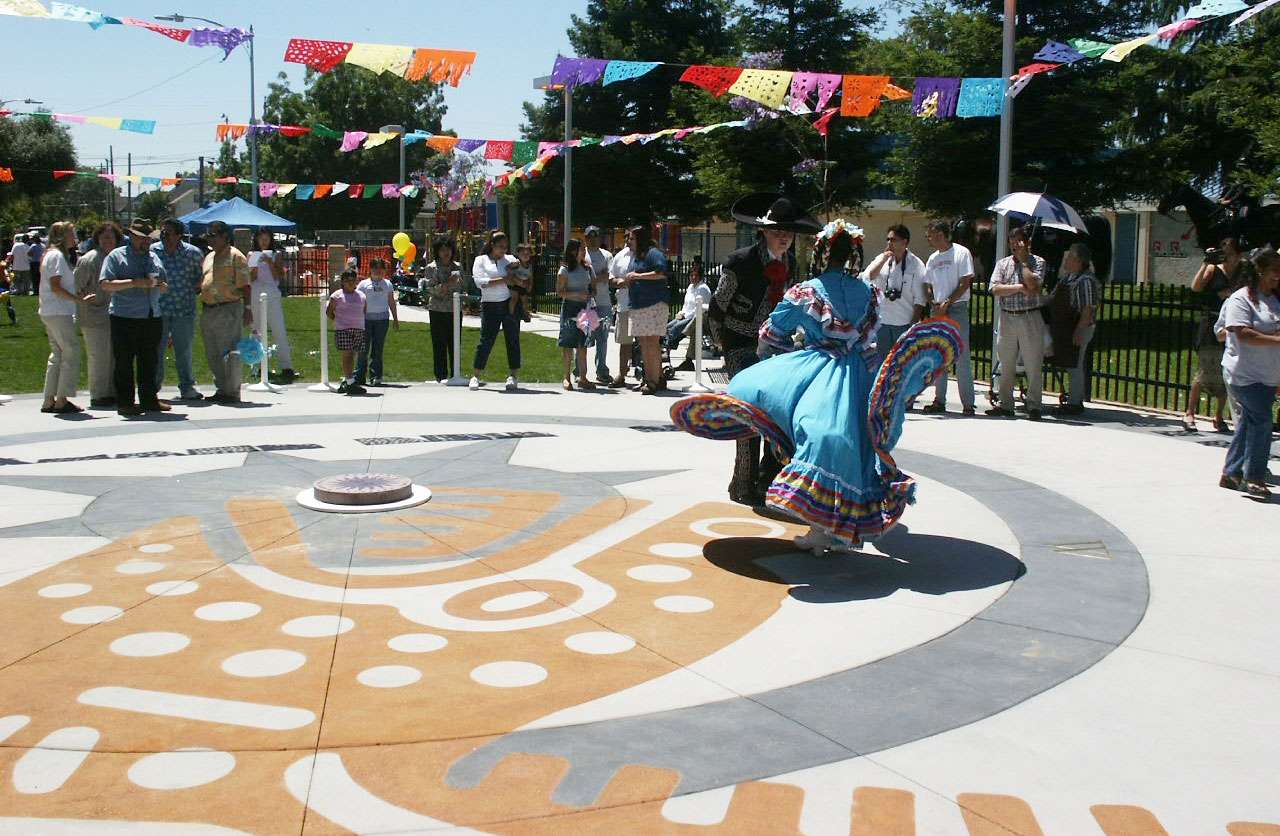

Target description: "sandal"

left=1181, top=415, right=1197, bottom=432
left=576, top=378, right=596, bottom=391
left=562, top=378, right=573, bottom=391
left=1213, top=418, right=1229, bottom=433
left=1245, top=481, right=1272, bottom=500
left=54, top=402, right=83, bottom=414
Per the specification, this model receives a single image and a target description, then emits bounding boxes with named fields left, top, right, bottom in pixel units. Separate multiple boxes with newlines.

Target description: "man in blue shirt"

left=152, top=219, right=205, bottom=400
left=101, top=219, right=169, bottom=416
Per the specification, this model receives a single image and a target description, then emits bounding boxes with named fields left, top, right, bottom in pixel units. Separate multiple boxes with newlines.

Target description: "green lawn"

left=0, top=295, right=566, bottom=395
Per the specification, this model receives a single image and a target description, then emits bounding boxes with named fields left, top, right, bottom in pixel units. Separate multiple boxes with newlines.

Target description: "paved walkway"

left=0, top=379, right=1275, bottom=834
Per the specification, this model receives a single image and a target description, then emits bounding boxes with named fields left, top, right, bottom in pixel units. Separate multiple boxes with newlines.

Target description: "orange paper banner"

left=840, top=75, right=890, bottom=117
left=426, top=135, right=460, bottom=154
left=405, top=48, right=478, bottom=86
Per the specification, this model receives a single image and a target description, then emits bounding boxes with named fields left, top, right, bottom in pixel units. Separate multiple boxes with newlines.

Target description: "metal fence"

left=968, top=281, right=1205, bottom=413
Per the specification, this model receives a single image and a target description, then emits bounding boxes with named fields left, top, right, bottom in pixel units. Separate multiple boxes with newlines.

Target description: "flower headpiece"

left=816, top=218, right=865, bottom=243
left=812, top=218, right=866, bottom=275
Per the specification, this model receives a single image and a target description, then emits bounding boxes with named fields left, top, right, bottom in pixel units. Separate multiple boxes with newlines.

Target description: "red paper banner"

left=284, top=38, right=355, bottom=73
left=679, top=65, right=744, bottom=97
left=484, top=140, right=514, bottom=161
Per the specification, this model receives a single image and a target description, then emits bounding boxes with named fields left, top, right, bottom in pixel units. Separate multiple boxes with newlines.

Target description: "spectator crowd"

left=4, top=213, right=1278, bottom=502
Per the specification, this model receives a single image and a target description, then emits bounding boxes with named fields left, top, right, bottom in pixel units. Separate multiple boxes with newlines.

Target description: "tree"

left=691, top=0, right=882, bottom=213
left=0, top=115, right=77, bottom=232
left=256, top=66, right=448, bottom=231
left=735, top=0, right=878, bottom=70
left=512, top=0, right=739, bottom=227
left=861, top=3, right=1138, bottom=219
left=135, top=188, right=172, bottom=224
left=1112, top=12, right=1280, bottom=201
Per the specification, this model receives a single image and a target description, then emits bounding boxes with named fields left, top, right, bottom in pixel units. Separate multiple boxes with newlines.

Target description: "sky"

left=1, top=0, right=902, bottom=191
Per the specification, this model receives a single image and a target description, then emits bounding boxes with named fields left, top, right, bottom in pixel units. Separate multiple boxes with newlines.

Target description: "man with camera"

left=1185, top=237, right=1249, bottom=432
left=861, top=224, right=926, bottom=367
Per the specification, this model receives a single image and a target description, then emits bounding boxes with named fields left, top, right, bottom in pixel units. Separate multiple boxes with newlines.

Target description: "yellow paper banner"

left=86, top=116, right=124, bottom=130
left=346, top=43, right=414, bottom=76
left=362, top=132, right=398, bottom=150
left=0, top=0, right=51, bottom=17
left=275, top=184, right=297, bottom=196
left=1101, top=34, right=1155, bottom=62
left=726, top=69, right=793, bottom=109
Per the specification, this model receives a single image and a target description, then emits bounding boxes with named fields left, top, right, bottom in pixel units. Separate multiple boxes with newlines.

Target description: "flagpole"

left=996, top=0, right=1016, bottom=259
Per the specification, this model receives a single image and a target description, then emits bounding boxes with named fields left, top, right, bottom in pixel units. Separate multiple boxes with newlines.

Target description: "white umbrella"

left=988, top=192, right=1088, bottom=233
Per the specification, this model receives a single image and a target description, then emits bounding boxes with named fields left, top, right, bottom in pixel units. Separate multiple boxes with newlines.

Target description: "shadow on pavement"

left=703, top=524, right=1024, bottom=603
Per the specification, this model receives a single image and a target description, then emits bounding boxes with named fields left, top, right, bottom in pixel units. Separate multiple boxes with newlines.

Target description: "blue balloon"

left=235, top=336, right=265, bottom=366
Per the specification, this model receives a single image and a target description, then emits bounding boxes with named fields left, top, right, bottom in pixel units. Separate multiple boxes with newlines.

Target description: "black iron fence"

left=968, top=280, right=1206, bottom=414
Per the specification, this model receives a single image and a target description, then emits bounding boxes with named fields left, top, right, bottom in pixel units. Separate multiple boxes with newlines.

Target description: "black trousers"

left=429, top=310, right=454, bottom=381
left=723, top=341, right=781, bottom=503
left=110, top=315, right=162, bottom=407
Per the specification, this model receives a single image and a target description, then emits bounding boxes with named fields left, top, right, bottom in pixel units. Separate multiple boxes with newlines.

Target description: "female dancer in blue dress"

left=672, top=220, right=962, bottom=554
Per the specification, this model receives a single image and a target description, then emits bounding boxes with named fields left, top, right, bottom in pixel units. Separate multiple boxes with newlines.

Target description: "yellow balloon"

left=391, top=232, right=411, bottom=256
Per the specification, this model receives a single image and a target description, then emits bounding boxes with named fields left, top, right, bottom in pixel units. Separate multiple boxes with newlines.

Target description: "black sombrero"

left=730, top=193, right=823, bottom=234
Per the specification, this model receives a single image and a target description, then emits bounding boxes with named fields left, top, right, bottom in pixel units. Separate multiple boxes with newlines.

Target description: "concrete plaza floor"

left=0, top=373, right=1276, bottom=834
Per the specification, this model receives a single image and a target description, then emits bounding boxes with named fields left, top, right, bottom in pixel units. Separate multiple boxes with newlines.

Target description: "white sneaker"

left=468, top=376, right=481, bottom=391
left=504, top=376, right=517, bottom=391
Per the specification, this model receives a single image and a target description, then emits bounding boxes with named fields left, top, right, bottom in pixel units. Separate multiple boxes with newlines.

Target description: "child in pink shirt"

left=327, top=269, right=367, bottom=394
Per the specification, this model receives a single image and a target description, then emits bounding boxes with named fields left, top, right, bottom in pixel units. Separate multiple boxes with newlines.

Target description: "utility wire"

left=71, top=54, right=220, bottom=113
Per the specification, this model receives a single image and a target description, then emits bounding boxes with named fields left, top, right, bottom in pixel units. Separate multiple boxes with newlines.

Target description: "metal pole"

left=108, top=146, right=115, bottom=221
left=126, top=153, right=132, bottom=224
left=308, top=290, right=334, bottom=391
left=563, top=88, right=572, bottom=247
left=995, top=0, right=1016, bottom=260
left=247, top=290, right=280, bottom=392
left=447, top=290, right=468, bottom=385
left=249, top=24, right=259, bottom=206
left=398, top=134, right=406, bottom=231
left=198, top=155, right=205, bottom=207
left=685, top=304, right=711, bottom=393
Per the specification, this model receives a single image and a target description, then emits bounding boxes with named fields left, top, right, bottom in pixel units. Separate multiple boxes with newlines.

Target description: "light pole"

left=996, top=0, right=1016, bottom=260
left=0, top=98, right=43, bottom=108
left=533, top=75, right=569, bottom=247
left=156, top=13, right=257, bottom=205
left=380, top=124, right=407, bottom=231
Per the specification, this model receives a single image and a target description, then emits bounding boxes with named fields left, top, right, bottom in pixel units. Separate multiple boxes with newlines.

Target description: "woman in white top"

left=1219, top=246, right=1280, bottom=499
left=248, top=229, right=296, bottom=382
left=38, top=221, right=83, bottom=414
left=469, top=229, right=522, bottom=391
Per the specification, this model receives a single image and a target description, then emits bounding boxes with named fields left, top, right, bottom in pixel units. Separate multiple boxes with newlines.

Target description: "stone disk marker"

left=313, top=473, right=414, bottom=506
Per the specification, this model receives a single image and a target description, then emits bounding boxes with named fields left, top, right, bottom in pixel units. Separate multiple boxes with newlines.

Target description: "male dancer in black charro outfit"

left=708, top=193, right=823, bottom=506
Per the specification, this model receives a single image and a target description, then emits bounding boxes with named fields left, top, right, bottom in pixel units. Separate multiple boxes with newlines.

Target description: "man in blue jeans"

left=922, top=220, right=977, bottom=415
left=152, top=219, right=205, bottom=400
left=583, top=226, right=614, bottom=384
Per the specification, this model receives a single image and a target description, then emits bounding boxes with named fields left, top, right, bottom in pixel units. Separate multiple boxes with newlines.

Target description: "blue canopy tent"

left=178, top=197, right=296, bottom=233
left=176, top=199, right=226, bottom=229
